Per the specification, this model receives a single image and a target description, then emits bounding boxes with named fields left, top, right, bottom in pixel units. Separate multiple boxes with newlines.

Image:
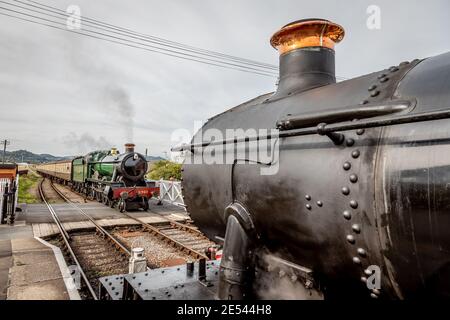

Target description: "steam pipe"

left=218, top=215, right=254, bottom=300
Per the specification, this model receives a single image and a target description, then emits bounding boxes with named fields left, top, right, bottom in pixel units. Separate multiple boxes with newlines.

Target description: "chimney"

left=124, top=143, right=135, bottom=153
left=270, top=19, right=344, bottom=98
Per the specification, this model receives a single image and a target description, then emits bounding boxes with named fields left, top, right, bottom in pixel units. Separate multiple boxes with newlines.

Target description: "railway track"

left=48, top=179, right=216, bottom=261
left=38, top=178, right=130, bottom=300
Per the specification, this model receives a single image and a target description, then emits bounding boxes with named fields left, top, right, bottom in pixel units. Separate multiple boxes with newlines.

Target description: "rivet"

left=350, top=200, right=358, bottom=209
left=370, top=293, right=379, bottom=299
left=357, top=248, right=367, bottom=257
left=370, top=90, right=380, bottom=97
left=343, top=210, right=352, bottom=220
left=346, top=234, right=356, bottom=244
left=316, top=201, right=323, bottom=207
left=305, top=195, right=311, bottom=201
left=346, top=138, right=355, bottom=147
left=377, top=73, right=386, bottom=79
left=356, top=129, right=365, bottom=135
left=306, top=204, right=312, bottom=210
left=349, top=174, right=358, bottom=183
left=351, top=150, right=360, bottom=158
left=342, top=187, right=350, bottom=195
left=353, top=257, right=361, bottom=264
left=399, top=61, right=409, bottom=66
left=372, top=289, right=380, bottom=295
left=364, top=269, right=373, bottom=276
left=389, top=66, right=399, bottom=72
left=360, top=100, right=369, bottom=105
left=343, top=162, right=351, bottom=170
left=368, top=85, right=377, bottom=91
left=380, top=76, right=389, bottom=83
left=352, top=224, right=361, bottom=233
left=361, top=277, right=367, bottom=283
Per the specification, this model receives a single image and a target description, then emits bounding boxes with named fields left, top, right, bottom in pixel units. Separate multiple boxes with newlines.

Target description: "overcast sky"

left=1, top=0, right=449, bottom=157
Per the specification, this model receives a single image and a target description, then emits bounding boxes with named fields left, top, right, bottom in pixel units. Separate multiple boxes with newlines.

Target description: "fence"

left=157, top=179, right=185, bottom=208
left=0, top=175, right=19, bottom=224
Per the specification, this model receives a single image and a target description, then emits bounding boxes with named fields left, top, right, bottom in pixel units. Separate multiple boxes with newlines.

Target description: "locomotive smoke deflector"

left=270, top=19, right=344, bottom=98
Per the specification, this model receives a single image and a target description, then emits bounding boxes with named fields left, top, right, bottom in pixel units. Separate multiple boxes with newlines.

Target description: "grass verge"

left=18, top=171, right=41, bottom=203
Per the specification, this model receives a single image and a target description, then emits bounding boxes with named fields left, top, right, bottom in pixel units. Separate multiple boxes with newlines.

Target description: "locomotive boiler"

left=71, top=143, right=158, bottom=212
left=177, top=19, right=450, bottom=299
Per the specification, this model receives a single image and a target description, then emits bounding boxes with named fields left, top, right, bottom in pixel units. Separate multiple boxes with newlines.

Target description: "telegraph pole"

left=1, top=140, right=10, bottom=163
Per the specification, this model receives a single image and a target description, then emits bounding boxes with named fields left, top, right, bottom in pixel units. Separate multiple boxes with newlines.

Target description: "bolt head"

left=352, top=150, right=360, bottom=158
left=346, top=234, right=356, bottom=244
left=342, top=187, right=350, bottom=195
left=353, top=257, right=361, bottom=264
left=357, top=248, right=367, bottom=257
left=343, top=162, right=351, bottom=170
left=343, top=210, right=352, bottom=220
left=349, top=174, right=358, bottom=183
left=352, top=224, right=361, bottom=233
left=350, top=200, right=358, bottom=209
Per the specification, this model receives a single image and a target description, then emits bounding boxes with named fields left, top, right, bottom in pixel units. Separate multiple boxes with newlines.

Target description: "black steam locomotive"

left=177, top=19, right=450, bottom=299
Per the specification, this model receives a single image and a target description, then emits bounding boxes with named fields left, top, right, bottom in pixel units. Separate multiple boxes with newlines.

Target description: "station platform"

left=0, top=237, right=77, bottom=300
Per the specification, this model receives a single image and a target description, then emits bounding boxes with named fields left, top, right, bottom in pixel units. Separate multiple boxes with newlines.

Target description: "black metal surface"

left=99, top=260, right=221, bottom=300
left=181, top=49, right=450, bottom=300
left=271, top=46, right=336, bottom=99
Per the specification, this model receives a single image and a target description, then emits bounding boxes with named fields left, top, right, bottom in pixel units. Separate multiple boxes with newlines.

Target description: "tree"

left=147, top=160, right=182, bottom=180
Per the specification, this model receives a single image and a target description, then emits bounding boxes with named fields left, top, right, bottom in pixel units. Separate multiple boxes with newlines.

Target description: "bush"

left=147, top=160, right=182, bottom=181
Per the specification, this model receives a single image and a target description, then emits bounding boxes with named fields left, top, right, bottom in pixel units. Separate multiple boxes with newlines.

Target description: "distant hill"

left=1, top=150, right=71, bottom=164
left=145, top=155, right=165, bottom=162
left=1, top=149, right=165, bottom=164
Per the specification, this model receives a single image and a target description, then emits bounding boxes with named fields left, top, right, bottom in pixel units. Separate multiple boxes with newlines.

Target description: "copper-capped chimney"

left=270, top=19, right=344, bottom=98
left=124, top=143, right=135, bottom=153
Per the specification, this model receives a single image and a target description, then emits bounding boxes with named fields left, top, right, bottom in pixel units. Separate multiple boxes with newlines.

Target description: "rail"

left=48, top=179, right=211, bottom=261
left=48, top=180, right=131, bottom=256
left=38, top=179, right=98, bottom=299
